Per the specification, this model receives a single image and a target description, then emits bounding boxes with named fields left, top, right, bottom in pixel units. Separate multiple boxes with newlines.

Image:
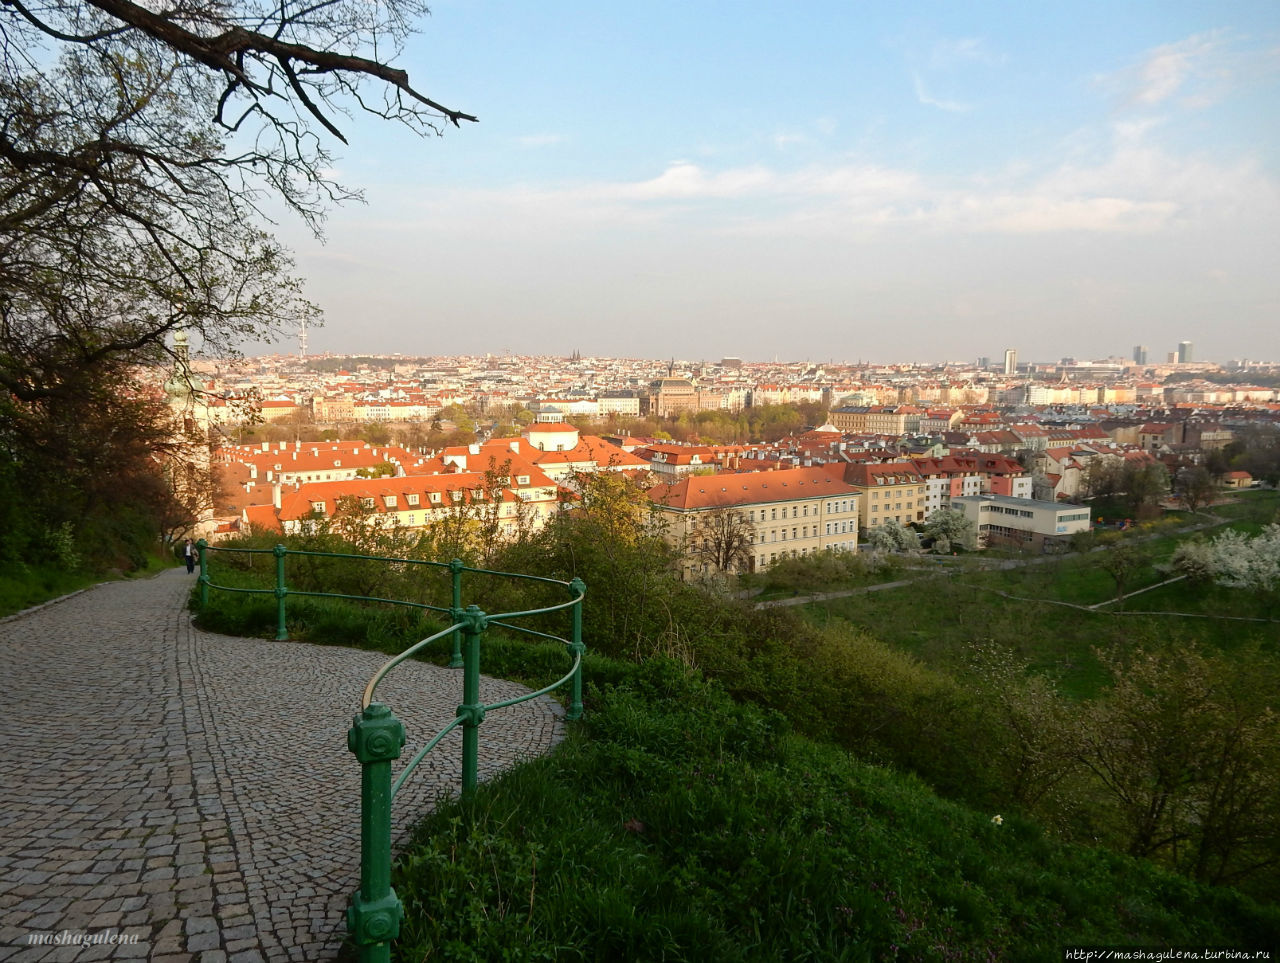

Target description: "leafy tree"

left=966, top=641, right=1083, bottom=816
left=438, top=405, right=477, bottom=433
left=1099, top=541, right=1144, bottom=607
left=1174, top=466, right=1218, bottom=514
left=1079, top=647, right=1280, bottom=887
left=1082, top=458, right=1123, bottom=499
left=355, top=462, right=398, bottom=479
left=1122, top=461, right=1170, bottom=518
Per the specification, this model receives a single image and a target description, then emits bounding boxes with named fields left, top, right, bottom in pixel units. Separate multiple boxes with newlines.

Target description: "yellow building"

left=822, top=462, right=927, bottom=532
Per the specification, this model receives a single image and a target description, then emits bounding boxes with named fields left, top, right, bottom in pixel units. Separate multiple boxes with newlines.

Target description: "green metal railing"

left=194, top=541, right=586, bottom=963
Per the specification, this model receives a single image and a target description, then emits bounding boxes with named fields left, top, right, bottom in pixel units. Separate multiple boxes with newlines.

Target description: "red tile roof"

left=649, top=467, right=858, bottom=511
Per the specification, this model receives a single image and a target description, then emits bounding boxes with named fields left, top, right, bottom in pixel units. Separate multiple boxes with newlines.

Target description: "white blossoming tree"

left=1206, top=525, right=1280, bottom=595
left=922, top=507, right=977, bottom=553
left=864, top=519, right=918, bottom=553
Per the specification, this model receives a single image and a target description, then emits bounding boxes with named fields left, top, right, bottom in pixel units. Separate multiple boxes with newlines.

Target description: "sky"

left=266, top=1, right=1280, bottom=365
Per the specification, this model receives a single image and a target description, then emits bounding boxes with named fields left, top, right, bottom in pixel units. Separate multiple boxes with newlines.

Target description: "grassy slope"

left=804, top=494, right=1279, bottom=699
left=386, top=656, right=1279, bottom=962
left=193, top=502, right=1280, bottom=961
left=0, top=554, right=175, bottom=619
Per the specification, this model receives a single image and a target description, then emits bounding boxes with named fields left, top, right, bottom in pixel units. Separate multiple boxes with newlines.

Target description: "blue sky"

left=273, top=1, right=1280, bottom=365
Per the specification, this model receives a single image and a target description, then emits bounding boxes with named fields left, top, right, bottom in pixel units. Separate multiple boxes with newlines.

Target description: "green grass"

left=380, top=657, right=1280, bottom=962
left=1207, top=488, right=1280, bottom=524
left=0, top=554, right=173, bottom=619
left=196, top=535, right=1280, bottom=958
left=797, top=508, right=1278, bottom=699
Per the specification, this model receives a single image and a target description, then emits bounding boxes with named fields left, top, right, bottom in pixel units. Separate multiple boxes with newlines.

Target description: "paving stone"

left=0, top=569, right=564, bottom=962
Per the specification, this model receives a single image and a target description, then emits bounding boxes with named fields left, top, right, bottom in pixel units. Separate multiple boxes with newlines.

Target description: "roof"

left=649, top=467, right=858, bottom=511
left=822, top=461, right=925, bottom=487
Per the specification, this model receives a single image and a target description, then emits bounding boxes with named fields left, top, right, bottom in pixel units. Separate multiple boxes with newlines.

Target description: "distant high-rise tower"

left=1133, top=345, right=1148, bottom=365
left=1003, top=348, right=1017, bottom=376
left=1178, top=341, right=1193, bottom=364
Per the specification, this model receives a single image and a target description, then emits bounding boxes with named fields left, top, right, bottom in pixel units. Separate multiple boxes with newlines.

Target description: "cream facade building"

left=648, top=467, right=860, bottom=576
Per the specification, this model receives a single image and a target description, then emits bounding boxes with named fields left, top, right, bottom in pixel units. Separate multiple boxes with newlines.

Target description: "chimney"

left=272, top=482, right=282, bottom=510
left=469, top=443, right=480, bottom=455
left=261, top=441, right=269, bottom=452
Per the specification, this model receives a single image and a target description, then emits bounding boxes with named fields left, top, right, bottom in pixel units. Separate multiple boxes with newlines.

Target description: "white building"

left=951, top=494, right=1091, bottom=552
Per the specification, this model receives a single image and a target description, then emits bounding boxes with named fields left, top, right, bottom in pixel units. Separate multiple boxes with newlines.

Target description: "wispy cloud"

left=772, top=132, right=809, bottom=150
left=1101, top=29, right=1280, bottom=110
left=406, top=129, right=1277, bottom=242
left=928, top=36, right=1002, bottom=69
left=912, top=73, right=971, bottom=113
left=1133, top=32, right=1222, bottom=105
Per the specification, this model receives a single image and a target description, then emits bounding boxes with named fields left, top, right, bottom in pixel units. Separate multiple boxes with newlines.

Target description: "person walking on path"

left=184, top=537, right=196, bottom=574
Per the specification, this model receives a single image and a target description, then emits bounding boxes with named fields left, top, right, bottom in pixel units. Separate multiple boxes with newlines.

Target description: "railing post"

left=196, top=539, right=209, bottom=609
left=448, top=558, right=464, bottom=668
left=273, top=543, right=288, bottom=641
left=347, top=703, right=406, bottom=963
left=567, top=578, right=586, bottom=721
left=457, top=605, right=488, bottom=795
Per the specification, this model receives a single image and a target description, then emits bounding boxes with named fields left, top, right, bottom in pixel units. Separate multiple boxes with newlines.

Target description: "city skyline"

left=251, top=2, right=1279, bottom=364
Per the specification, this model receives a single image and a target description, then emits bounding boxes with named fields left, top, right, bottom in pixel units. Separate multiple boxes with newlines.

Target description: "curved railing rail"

left=194, top=541, right=586, bottom=963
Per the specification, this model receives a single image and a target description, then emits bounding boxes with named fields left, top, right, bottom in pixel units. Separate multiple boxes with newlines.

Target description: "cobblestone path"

left=0, top=569, right=566, bottom=962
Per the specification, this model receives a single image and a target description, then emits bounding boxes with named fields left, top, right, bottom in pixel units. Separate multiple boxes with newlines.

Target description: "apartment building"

left=822, top=462, right=928, bottom=532
left=829, top=405, right=923, bottom=434
left=648, top=467, right=860, bottom=576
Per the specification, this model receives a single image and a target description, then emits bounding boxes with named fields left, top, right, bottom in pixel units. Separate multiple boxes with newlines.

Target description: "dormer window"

left=361, top=497, right=375, bottom=509
left=517, top=475, right=530, bottom=486
left=311, top=501, right=326, bottom=514
left=383, top=495, right=397, bottom=508
left=407, top=493, right=420, bottom=506
left=429, top=492, right=442, bottom=504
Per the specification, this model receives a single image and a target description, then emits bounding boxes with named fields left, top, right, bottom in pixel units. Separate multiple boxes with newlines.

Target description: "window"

left=771, top=508, right=777, bottom=520
left=383, top=495, right=397, bottom=508
left=361, top=497, right=375, bottom=509
left=517, top=475, right=530, bottom=485
left=407, top=493, right=419, bottom=506
left=429, top=492, right=442, bottom=503
left=311, top=501, right=325, bottom=514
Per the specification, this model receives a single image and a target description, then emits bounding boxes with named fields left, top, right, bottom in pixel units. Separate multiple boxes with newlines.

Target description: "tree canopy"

left=1, top=0, right=469, bottom=570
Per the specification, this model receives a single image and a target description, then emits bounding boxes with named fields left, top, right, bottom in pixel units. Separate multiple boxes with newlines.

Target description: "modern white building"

left=951, top=494, right=1091, bottom=552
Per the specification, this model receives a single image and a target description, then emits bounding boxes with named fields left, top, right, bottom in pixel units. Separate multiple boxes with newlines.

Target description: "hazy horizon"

left=241, top=2, right=1278, bottom=365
